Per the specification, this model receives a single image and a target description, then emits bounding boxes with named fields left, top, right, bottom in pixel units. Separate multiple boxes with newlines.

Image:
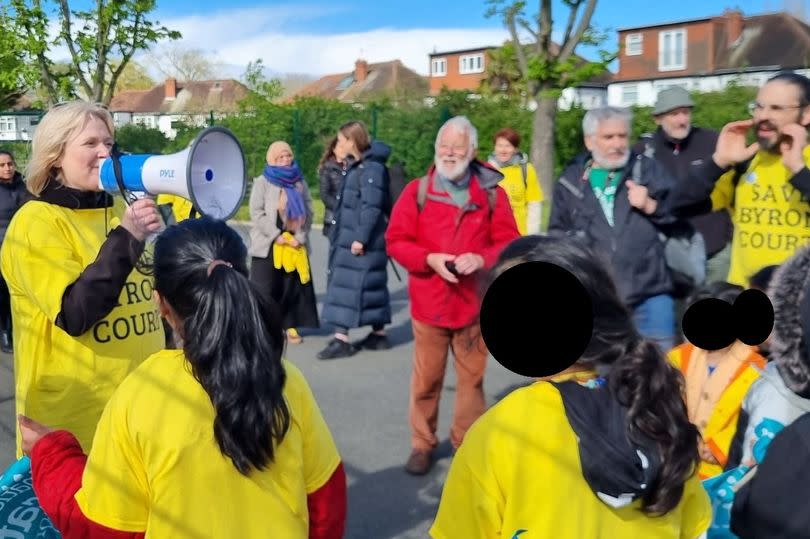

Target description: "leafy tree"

left=10, top=0, right=180, bottom=105
left=239, top=59, right=283, bottom=110
left=115, top=123, right=169, bottom=153
left=113, top=60, right=155, bottom=93
left=0, top=5, right=37, bottom=109
left=486, top=0, right=614, bottom=211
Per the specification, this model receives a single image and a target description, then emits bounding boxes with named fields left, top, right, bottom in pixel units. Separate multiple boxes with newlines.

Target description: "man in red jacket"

left=386, top=116, right=520, bottom=475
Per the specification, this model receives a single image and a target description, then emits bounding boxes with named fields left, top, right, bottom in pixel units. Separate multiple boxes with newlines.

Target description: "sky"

left=51, top=0, right=810, bottom=79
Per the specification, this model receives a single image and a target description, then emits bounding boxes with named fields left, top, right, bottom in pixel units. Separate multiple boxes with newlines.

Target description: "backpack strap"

left=520, top=160, right=528, bottom=189
left=416, top=175, right=430, bottom=212
left=557, top=176, right=584, bottom=199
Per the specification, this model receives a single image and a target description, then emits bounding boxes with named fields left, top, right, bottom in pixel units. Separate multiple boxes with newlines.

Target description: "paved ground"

left=0, top=223, right=530, bottom=538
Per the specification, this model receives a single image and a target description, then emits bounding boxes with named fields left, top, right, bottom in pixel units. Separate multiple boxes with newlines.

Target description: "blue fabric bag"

left=0, top=456, right=61, bottom=538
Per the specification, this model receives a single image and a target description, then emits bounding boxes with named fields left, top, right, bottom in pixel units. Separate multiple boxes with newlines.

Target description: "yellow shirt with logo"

left=431, top=382, right=711, bottom=539
left=74, top=351, right=341, bottom=538
left=710, top=147, right=810, bottom=285
left=496, top=162, right=543, bottom=235
left=0, top=200, right=164, bottom=456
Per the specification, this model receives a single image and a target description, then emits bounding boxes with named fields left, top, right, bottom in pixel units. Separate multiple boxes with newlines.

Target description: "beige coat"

left=248, top=176, right=313, bottom=259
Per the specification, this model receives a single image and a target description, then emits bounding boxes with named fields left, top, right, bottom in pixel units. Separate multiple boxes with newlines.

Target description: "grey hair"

left=435, top=115, right=478, bottom=151
left=582, top=106, right=633, bottom=137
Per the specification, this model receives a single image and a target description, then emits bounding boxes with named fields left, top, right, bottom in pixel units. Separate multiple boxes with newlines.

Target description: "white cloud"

left=151, top=6, right=510, bottom=77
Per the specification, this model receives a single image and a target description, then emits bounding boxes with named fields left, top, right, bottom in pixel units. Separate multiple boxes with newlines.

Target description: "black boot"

left=1, top=330, right=12, bottom=353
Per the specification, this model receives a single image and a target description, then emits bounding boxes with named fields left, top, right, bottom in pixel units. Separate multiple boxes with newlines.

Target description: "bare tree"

left=487, top=0, right=614, bottom=209
left=149, top=44, right=224, bottom=81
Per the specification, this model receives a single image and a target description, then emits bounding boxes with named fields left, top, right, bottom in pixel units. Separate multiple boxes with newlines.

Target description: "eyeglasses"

left=748, top=101, right=805, bottom=114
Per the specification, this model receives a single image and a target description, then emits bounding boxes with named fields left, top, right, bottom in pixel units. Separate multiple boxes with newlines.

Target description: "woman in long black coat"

left=318, top=121, right=392, bottom=360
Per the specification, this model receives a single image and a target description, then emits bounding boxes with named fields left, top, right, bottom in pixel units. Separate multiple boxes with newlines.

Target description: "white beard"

left=592, top=149, right=630, bottom=170
left=435, top=154, right=472, bottom=180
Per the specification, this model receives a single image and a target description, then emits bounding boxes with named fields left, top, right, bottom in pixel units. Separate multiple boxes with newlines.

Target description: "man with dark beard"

left=385, top=116, right=519, bottom=475
left=670, top=72, right=810, bottom=286
left=549, top=106, right=679, bottom=350
left=635, top=87, right=733, bottom=285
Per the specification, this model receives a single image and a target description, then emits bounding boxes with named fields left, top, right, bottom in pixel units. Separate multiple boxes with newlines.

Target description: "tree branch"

left=57, top=0, right=92, bottom=97
left=560, top=0, right=579, bottom=53
left=558, top=0, right=597, bottom=63
left=518, top=19, right=538, bottom=42
left=538, top=0, right=552, bottom=59
left=507, top=6, right=529, bottom=78
left=104, top=14, right=141, bottom=104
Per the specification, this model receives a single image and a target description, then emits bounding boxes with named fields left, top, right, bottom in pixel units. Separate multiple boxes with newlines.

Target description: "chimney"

left=165, top=77, right=177, bottom=100
left=355, top=59, right=368, bottom=82
left=724, top=9, right=744, bottom=46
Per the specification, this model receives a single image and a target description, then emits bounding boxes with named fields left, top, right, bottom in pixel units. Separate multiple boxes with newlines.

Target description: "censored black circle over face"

left=682, top=289, right=774, bottom=351
left=480, top=261, right=593, bottom=378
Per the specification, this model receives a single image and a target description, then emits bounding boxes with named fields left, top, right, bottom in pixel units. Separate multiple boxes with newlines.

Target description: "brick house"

left=609, top=9, right=810, bottom=107
left=293, top=59, right=428, bottom=103
left=109, top=78, right=249, bottom=139
left=428, top=45, right=611, bottom=110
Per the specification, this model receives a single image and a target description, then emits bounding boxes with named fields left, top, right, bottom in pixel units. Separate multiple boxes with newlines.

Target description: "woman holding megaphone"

left=0, top=101, right=165, bottom=456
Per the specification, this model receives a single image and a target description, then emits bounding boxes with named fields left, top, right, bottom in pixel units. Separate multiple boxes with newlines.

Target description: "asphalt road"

left=0, top=223, right=531, bottom=538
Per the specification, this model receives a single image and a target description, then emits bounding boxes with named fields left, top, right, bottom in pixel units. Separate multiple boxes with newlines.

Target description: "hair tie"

left=207, top=259, right=233, bottom=276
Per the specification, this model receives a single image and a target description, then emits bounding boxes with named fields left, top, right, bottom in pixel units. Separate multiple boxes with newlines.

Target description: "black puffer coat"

left=0, top=172, right=32, bottom=244
left=321, top=141, right=391, bottom=329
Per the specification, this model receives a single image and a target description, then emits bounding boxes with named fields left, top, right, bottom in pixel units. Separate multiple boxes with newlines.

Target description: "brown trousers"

left=410, top=319, right=488, bottom=450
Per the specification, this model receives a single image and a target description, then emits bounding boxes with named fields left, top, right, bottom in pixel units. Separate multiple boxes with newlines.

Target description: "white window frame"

left=431, top=58, right=447, bottom=77
left=0, top=117, right=16, bottom=133
left=625, top=33, right=643, bottom=56
left=459, top=53, right=485, bottom=75
left=659, top=28, right=686, bottom=71
left=621, top=85, right=639, bottom=106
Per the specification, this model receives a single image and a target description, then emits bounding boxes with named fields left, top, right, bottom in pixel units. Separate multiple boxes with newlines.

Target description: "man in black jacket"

left=549, top=106, right=678, bottom=351
left=634, top=86, right=733, bottom=285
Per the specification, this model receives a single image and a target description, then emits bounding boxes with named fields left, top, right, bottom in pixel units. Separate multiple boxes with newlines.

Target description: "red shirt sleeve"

left=307, top=461, right=347, bottom=539
left=30, top=430, right=145, bottom=539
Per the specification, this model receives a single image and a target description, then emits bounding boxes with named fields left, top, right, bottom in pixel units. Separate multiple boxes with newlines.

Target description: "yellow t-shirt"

left=431, top=382, right=711, bottom=539
left=0, top=200, right=164, bottom=456
left=711, top=147, right=810, bottom=285
left=75, top=350, right=341, bottom=538
left=496, top=162, right=543, bottom=235
left=156, top=193, right=195, bottom=223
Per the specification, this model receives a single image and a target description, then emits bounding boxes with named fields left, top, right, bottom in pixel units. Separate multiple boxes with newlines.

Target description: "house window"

left=621, top=85, right=639, bottom=106
left=0, top=118, right=16, bottom=133
left=625, top=33, right=643, bottom=56
left=459, top=53, right=485, bottom=75
left=659, top=29, right=686, bottom=71
left=431, top=58, right=447, bottom=77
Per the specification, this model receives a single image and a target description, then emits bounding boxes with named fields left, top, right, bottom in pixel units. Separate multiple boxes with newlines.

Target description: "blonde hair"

left=266, top=141, right=294, bottom=165
left=26, top=101, right=115, bottom=196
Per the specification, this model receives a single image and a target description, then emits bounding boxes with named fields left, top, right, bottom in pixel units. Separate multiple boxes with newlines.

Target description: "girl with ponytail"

left=432, top=235, right=710, bottom=539
left=18, top=217, right=346, bottom=539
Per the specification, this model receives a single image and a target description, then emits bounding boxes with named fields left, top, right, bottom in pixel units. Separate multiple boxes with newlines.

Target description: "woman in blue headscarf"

left=248, top=141, right=318, bottom=344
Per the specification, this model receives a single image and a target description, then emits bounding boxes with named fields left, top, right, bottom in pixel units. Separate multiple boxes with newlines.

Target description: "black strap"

left=110, top=144, right=136, bottom=206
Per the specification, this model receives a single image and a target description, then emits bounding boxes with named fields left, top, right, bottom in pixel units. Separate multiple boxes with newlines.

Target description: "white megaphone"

left=99, top=126, right=247, bottom=220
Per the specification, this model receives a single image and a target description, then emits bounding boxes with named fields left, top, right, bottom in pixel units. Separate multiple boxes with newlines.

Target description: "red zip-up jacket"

left=386, top=161, right=520, bottom=329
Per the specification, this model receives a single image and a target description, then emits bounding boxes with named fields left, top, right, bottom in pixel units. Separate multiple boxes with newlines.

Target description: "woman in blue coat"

left=318, top=121, right=392, bottom=360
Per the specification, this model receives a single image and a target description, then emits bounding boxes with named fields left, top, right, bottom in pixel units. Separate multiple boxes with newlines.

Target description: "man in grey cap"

left=635, top=86, right=732, bottom=287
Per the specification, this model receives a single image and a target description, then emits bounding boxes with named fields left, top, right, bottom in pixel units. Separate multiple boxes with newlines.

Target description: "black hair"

left=0, top=149, right=16, bottom=162
left=749, top=265, right=780, bottom=291
left=768, top=72, right=810, bottom=107
left=687, top=281, right=745, bottom=307
left=153, top=217, right=291, bottom=475
left=492, top=236, right=699, bottom=515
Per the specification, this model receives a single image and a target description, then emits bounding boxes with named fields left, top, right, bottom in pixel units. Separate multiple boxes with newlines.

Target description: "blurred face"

left=751, top=81, right=810, bottom=151
left=494, top=137, right=518, bottom=163
left=0, top=154, right=15, bottom=182
left=435, top=127, right=472, bottom=181
left=269, top=148, right=293, bottom=166
left=57, top=115, right=113, bottom=191
left=585, top=118, right=630, bottom=169
left=334, top=131, right=358, bottom=161
left=655, top=107, right=692, bottom=140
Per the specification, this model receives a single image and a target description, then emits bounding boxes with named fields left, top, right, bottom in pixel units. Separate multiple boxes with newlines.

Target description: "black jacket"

left=635, top=127, right=732, bottom=256
left=549, top=152, right=676, bottom=308
left=322, top=141, right=391, bottom=329
left=319, top=159, right=344, bottom=237
left=0, top=172, right=32, bottom=243
left=731, top=412, right=810, bottom=539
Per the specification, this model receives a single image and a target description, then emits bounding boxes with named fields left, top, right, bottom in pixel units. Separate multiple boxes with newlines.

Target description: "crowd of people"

left=1, top=70, right=810, bottom=538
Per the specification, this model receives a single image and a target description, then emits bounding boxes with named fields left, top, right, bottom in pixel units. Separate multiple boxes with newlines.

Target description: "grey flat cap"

left=653, top=86, right=694, bottom=115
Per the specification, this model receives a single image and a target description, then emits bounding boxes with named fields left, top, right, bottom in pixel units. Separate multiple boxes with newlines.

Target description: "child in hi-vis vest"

left=669, top=282, right=767, bottom=480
